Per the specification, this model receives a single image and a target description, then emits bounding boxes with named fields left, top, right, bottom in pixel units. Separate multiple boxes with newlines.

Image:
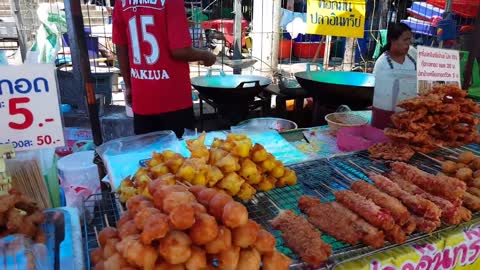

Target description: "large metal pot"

left=294, top=63, right=375, bottom=109
left=191, top=69, right=272, bottom=103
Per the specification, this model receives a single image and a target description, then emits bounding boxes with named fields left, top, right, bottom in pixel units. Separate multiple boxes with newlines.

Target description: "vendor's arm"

left=111, top=1, right=132, bottom=105
left=166, top=0, right=216, bottom=66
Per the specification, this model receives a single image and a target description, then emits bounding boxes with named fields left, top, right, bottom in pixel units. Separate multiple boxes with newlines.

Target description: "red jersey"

left=112, top=0, right=193, bottom=115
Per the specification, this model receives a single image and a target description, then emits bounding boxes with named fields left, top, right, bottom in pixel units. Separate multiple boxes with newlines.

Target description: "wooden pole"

left=9, top=0, right=26, bottom=62
left=233, top=0, right=242, bottom=74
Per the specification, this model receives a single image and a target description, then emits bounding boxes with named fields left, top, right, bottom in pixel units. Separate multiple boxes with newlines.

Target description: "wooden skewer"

left=460, top=146, right=480, bottom=156
left=437, top=144, right=462, bottom=155
left=266, top=196, right=282, bottom=213
left=368, top=166, right=384, bottom=174
left=313, top=189, right=329, bottom=202
left=418, top=153, right=443, bottom=164
left=93, top=226, right=100, bottom=246
left=348, top=160, right=369, bottom=175
left=317, top=180, right=338, bottom=194
left=332, top=167, right=354, bottom=185
left=104, top=214, right=110, bottom=227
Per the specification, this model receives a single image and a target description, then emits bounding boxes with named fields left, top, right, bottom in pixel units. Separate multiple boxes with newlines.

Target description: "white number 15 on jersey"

left=128, top=15, right=159, bottom=65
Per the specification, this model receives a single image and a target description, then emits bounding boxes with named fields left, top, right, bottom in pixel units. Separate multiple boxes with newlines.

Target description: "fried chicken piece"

left=148, top=174, right=176, bottom=195
left=154, top=262, right=185, bottom=270
left=236, top=248, right=261, bottom=270
left=126, top=195, right=154, bottom=215
left=232, top=219, right=260, bottom=248
left=159, top=230, right=192, bottom=264
left=462, top=192, right=480, bottom=211
left=169, top=204, right=195, bottom=230
left=141, top=213, right=170, bottom=245
left=298, top=196, right=362, bottom=245
left=103, top=253, right=128, bottom=270
left=263, top=250, right=291, bottom=270
left=162, top=191, right=196, bottom=214
left=117, top=235, right=158, bottom=270
left=191, top=202, right=207, bottom=214
left=335, top=190, right=396, bottom=231
left=253, top=229, right=276, bottom=254
left=351, top=181, right=410, bottom=226
left=368, top=142, right=415, bottom=162
left=118, top=220, right=140, bottom=239
left=134, top=207, right=161, bottom=230
left=222, top=201, right=248, bottom=229
left=0, top=194, right=19, bottom=213
left=208, top=193, right=233, bottom=221
left=327, top=201, right=385, bottom=248
left=117, top=211, right=134, bottom=228
left=185, top=246, right=207, bottom=270
left=384, top=129, right=430, bottom=144
left=197, top=188, right=218, bottom=205
left=188, top=185, right=206, bottom=197
left=189, top=213, right=219, bottom=245
left=153, top=185, right=188, bottom=209
left=271, top=210, right=331, bottom=267
left=391, top=162, right=466, bottom=204
left=217, top=246, right=240, bottom=270
left=98, top=227, right=119, bottom=247
left=369, top=173, right=442, bottom=221
left=205, top=225, right=232, bottom=254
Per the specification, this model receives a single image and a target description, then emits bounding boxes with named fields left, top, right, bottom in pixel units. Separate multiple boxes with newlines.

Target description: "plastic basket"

left=427, top=0, right=480, bottom=18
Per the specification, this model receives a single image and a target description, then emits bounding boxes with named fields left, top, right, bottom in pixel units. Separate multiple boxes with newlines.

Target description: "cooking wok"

left=295, top=63, right=375, bottom=109
left=191, top=69, right=272, bottom=103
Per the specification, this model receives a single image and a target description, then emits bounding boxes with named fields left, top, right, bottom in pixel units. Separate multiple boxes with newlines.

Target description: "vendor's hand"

left=201, top=52, right=217, bottom=67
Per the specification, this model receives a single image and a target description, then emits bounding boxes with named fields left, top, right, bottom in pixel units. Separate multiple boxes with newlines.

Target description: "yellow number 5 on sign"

left=306, top=0, right=366, bottom=38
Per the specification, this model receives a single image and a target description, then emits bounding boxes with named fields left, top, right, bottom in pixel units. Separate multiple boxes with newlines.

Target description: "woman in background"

left=374, top=23, right=417, bottom=74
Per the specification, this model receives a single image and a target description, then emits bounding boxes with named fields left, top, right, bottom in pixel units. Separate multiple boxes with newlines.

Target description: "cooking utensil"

left=294, top=63, right=375, bottom=109
left=235, top=117, right=298, bottom=132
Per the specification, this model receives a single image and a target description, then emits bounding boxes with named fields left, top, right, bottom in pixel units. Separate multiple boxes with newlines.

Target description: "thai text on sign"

left=306, top=0, right=366, bottom=38
left=417, top=46, right=461, bottom=94
left=0, top=64, right=65, bottom=151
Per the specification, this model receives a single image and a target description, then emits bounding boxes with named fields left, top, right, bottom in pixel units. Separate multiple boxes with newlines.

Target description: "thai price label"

left=306, top=0, right=366, bottom=38
left=417, top=46, right=461, bottom=95
left=0, top=64, right=65, bottom=151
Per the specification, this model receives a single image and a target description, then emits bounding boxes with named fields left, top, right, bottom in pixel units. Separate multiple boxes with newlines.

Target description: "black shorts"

left=134, top=107, right=194, bottom=138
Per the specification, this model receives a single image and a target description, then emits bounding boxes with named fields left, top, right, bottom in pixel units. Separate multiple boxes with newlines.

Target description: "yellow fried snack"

left=133, top=167, right=150, bottom=180
left=164, top=154, right=185, bottom=174
left=237, top=182, right=256, bottom=201
left=162, top=150, right=176, bottom=160
left=250, top=143, right=268, bottom=163
left=216, top=172, right=245, bottom=196
left=215, top=154, right=240, bottom=173
left=219, top=140, right=235, bottom=152
left=206, top=165, right=224, bottom=187
left=192, top=171, right=208, bottom=186
left=156, top=173, right=177, bottom=185
left=239, top=159, right=259, bottom=183
left=150, top=164, right=170, bottom=178
left=139, top=186, right=153, bottom=199
left=277, top=168, right=297, bottom=187
left=227, top=133, right=248, bottom=141
left=211, top=138, right=223, bottom=148
left=187, top=132, right=210, bottom=161
left=136, top=174, right=153, bottom=188
left=260, top=155, right=276, bottom=172
left=177, top=162, right=196, bottom=182
left=231, top=139, right=253, bottom=158
left=270, top=160, right=285, bottom=178
left=256, top=176, right=276, bottom=192
left=145, top=153, right=163, bottom=168
left=209, top=148, right=229, bottom=165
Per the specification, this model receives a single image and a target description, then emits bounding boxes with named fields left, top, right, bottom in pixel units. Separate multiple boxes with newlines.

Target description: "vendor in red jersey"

left=112, top=0, right=216, bottom=137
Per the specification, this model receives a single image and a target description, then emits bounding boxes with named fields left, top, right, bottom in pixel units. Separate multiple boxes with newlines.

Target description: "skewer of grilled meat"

left=271, top=210, right=331, bottom=267
left=298, top=196, right=362, bottom=245
left=351, top=181, right=410, bottom=226
left=335, top=190, right=396, bottom=231
left=391, top=162, right=466, bottom=204
left=368, top=173, right=442, bottom=222
left=411, top=215, right=441, bottom=233
left=388, top=172, right=464, bottom=225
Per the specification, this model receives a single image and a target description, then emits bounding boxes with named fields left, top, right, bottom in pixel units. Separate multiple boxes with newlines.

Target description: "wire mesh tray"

left=82, top=144, right=480, bottom=270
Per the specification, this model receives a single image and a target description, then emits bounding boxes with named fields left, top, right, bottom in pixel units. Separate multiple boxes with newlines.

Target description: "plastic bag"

left=96, top=131, right=182, bottom=190
left=337, top=126, right=389, bottom=152
left=0, top=234, right=52, bottom=270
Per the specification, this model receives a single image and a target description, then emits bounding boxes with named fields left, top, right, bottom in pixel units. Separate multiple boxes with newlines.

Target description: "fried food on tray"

left=369, top=173, right=442, bottom=221
left=217, top=245, right=241, bottom=270
left=456, top=168, right=474, bottom=182
left=256, top=176, right=276, bottom=192
left=186, top=132, right=210, bottom=160
left=140, top=213, right=170, bottom=245
left=459, top=151, right=476, bottom=164
left=162, top=191, right=196, bottom=214
left=117, top=235, right=158, bottom=270
left=463, top=192, right=480, bottom=211
left=206, top=165, right=224, bottom=187
left=103, top=238, right=120, bottom=258
left=189, top=213, right=219, bottom=245
left=154, top=262, right=185, bottom=270
left=411, top=215, right=440, bottom=233
left=222, top=201, right=248, bottom=228
left=208, top=193, right=234, bottom=221
left=236, top=248, right=261, bottom=270
left=103, top=253, right=128, bottom=270
left=117, top=211, right=133, bottom=228
left=185, top=246, right=207, bottom=270
left=298, top=196, right=362, bottom=245
left=169, top=204, right=195, bottom=230
left=262, top=250, right=292, bottom=270
left=232, top=219, right=260, bottom=248
left=335, top=190, right=396, bottom=231
left=442, top=161, right=458, bottom=174
left=134, top=207, right=162, bottom=230
left=236, top=182, right=256, bottom=201
left=231, top=138, right=253, bottom=158
left=271, top=210, right=331, bottom=267
left=350, top=181, right=410, bottom=226
left=277, top=168, right=297, bottom=187
left=391, top=162, right=466, bottom=204
left=197, top=188, right=218, bottom=205
left=98, top=227, right=118, bottom=247
left=251, top=143, right=268, bottom=163
left=159, top=230, right=192, bottom=264
left=126, top=195, right=154, bottom=215
left=253, top=228, right=276, bottom=254
left=118, top=220, right=140, bottom=239
left=368, top=142, right=415, bottom=161
left=205, top=225, right=232, bottom=254
left=215, top=154, right=240, bottom=174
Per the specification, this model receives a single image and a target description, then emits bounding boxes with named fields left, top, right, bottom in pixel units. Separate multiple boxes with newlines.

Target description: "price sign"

left=417, top=46, right=461, bottom=95
left=0, top=64, right=65, bottom=151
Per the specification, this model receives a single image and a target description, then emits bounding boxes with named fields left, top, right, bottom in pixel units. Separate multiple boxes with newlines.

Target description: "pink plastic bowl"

left=337, top=126, right=389, bottom=152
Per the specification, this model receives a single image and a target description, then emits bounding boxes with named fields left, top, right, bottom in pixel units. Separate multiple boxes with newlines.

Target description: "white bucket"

left=57, top=151, right=100, bottom=211
left=120, top=81, right=134, bottom=117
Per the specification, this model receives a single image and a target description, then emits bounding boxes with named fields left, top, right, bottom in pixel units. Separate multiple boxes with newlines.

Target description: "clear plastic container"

left=0, top=234, right=52, bottom=270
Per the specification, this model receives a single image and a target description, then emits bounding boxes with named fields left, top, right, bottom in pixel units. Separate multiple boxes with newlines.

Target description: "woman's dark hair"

left=380, top=23, right=412, bottom=54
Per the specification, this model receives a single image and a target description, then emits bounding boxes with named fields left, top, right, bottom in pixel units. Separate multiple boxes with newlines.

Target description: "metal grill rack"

left=83, top=144, right=480, bottom=270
